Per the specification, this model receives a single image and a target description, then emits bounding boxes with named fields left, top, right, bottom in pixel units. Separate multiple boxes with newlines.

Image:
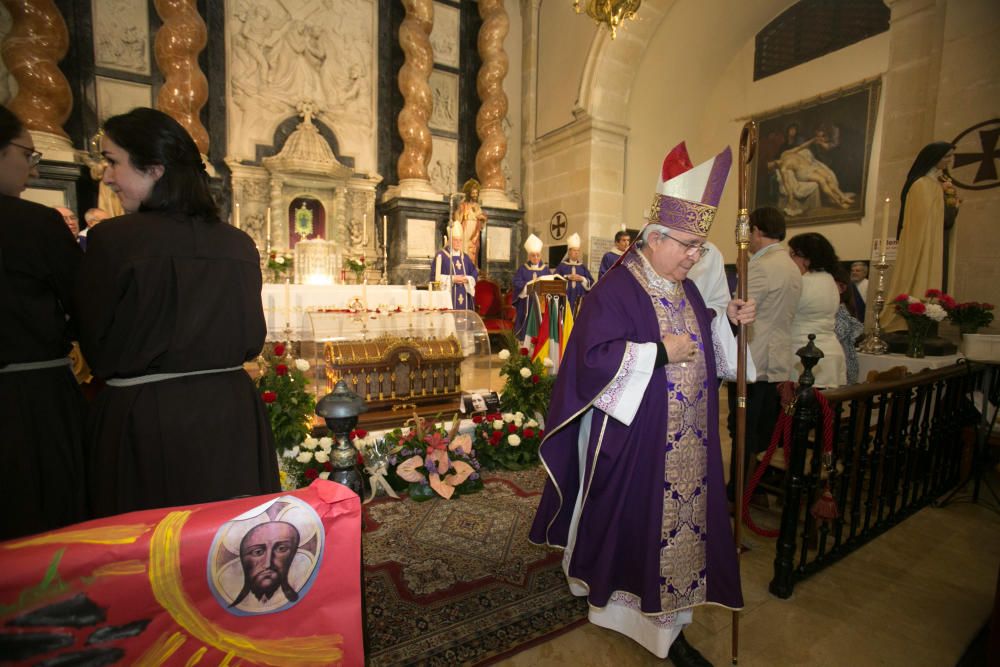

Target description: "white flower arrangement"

left=502, top=412, right=515, bottom=422
left=296, top=451, right=313, bottom=463
left=295, top=358, right=310, bottom=372
left=508, top=434, right=521, bottom=447
left=498, top=349, right=511, bottom=360
left=519, top=367, right=532, bottom=379
left=924, top=303, right=947, bottom=322
left=275, top=255, right=286, bottom=264
left=542, top=358, right=554, bottom=368
left=314, top=450, right=330, bottom=463
left=492, top=419, right=504, bottom=430
left=319, top=436, right=334, bottom=452
left=301, top=436, right=319, bottom=450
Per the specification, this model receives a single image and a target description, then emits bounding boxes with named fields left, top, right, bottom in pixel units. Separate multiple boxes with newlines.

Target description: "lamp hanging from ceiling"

left=573, top=0, right=641, bottom=39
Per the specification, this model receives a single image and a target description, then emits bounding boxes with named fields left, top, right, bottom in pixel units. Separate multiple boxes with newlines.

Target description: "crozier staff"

left=76, top=107, right=280, bottom=517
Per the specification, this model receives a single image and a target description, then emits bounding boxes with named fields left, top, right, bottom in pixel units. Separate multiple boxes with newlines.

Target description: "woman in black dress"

left=0, top=105, right=86, bottom=539
left=76, top=108, right=279, bottom=516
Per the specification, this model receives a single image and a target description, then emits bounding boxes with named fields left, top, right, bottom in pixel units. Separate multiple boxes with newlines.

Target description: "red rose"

left=489, top=431, right=502, bottom=445
left=323, top=462, right=333, bottom=472
left=274, top=343, right=286, bottom=356
left=524, top=428, right=535, bottom=438
left=304, top=468, right=319, bottom=481
left=261, top=390, right=277, bottom=403
left=508, top=423, right=518, bottom=433
left=276, top=364, right=289, bottom=376
left=355, top=429, right=368, bottom=438
left=519, top=347, right=529, bottom=356
left=908, top=302, right=926, bottom=315
left=895, top=294, right=909, bottom=303
left=472, top=415, right=483, bottom=424
left=925, top=289, right=942, bottom=298
left=532, top=374, right=540, bottom=384
left=487, top=413, right=501, bottom=421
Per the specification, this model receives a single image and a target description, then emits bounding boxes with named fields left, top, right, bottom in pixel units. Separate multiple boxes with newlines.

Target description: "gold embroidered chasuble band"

left=625, top=251, right=709, bottom=613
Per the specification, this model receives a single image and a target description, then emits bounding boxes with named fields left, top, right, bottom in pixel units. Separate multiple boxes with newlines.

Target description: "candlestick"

left=858, top=254, right=890, bottom=355
left=234, top=201, right=240, bottom=230
left=880, top=196, right=890, bottom=253
left=382, top=215, right=388, bottom=248
left=265, top=207, right=272, bottom=251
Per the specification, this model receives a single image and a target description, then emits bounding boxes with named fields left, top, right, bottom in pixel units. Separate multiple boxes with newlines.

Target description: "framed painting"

left=751, top=78, right=881, bottom=225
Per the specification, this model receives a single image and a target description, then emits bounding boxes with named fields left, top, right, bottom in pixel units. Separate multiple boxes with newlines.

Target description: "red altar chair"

left=475, top=277, right=514, bottom=335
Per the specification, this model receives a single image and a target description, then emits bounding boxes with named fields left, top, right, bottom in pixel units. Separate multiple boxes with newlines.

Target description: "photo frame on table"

left=750, top=78, right=881, bottom=226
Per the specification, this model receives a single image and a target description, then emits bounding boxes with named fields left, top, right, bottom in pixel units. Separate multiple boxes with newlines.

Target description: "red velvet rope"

left=741, top=382, right=835, bottom=538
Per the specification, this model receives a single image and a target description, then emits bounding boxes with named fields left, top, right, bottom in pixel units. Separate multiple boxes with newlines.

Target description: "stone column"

left=476, top=0, right=512, bottom=209
left=394, top=0, right=437, bottom=199
left=154, top=0, right=209, bottom=155
left=0, top=0, right=73, bottom=160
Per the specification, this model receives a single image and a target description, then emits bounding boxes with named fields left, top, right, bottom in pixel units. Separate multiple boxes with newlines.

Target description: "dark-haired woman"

left=788, top=233, right=847, bottom=387
left=76, top=108, right=279, bottom=517
left=0, top=105, right=86, bottom=539
left=881, top=141, right=955, bottom=332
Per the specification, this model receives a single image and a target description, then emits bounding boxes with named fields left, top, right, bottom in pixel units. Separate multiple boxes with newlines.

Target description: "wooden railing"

left=768, top=341, right=985, bottom=598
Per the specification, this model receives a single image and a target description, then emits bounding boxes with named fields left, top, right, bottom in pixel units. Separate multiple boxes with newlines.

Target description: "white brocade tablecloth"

left=856, top=352, right=965, bottom=380
left=262, top=283, right=453, bottom=339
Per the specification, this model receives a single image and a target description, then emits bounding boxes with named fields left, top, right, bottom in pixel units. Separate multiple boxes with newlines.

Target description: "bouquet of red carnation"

left=893, top=289, right=951, bottom=326
left=381, top=413, right=483, bottom=501
left=256, top=341, right=316, bottom=453
left=472, top=410, right=544, bottom=470
left=947, top=300, right=995, bottom=334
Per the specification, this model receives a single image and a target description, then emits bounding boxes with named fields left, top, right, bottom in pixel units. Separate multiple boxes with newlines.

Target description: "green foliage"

left=496, top=335, right=555, bottom=418
left=256, top=342, right=316, bottom=453
left=266, top=251, right=293, bottom=282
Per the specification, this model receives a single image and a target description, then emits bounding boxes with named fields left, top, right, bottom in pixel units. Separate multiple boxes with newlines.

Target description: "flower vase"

left=959, top=324, right=980, bottom=336
left=906, top=319, right=932, bottom=358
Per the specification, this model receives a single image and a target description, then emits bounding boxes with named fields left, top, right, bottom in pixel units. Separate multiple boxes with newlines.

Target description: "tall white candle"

left=283, top=279, right=291, bottom=327
left=266, top=207, right=272, bottom=244
left=382, top=215, right=388, bottom=247
left=234, top=201, right=241, bottom=230
left=880, top=196, right=891, bottom=254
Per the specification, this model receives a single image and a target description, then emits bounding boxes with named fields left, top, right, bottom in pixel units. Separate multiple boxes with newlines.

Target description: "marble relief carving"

left=429, top=135, right=457, bottom=196
left=1, top=0, right=72, bottom=140
left=475, top=0, right=509, bottom=191
left=227, top=0, right=375, bottom=171
left=428, top=70, right=458, bottom=133
left=0, top=5, right=17, bottom=105
left=154, top=0, right=209, bottom=154
left=92, top=0, right=150, bottom=74
left=96, top=76, right=152, bottom=124
left=429, top=2, right=459, bottom=68
left=396, top=0, right=434, bottom=181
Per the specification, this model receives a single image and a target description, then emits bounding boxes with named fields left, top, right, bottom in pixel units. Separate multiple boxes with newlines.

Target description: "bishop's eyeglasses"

left=660, top=231, right=709, bottom=258
left=9, top=141, right=43, bottom=167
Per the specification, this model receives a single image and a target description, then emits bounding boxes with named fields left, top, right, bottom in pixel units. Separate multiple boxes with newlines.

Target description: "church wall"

left=934, top=0, right=1000, bottom=307
left=535, top=3, right=597, bottom=138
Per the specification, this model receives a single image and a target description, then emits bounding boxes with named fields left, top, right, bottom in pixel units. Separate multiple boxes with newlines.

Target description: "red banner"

left=0, top=481, right=363, bottom=666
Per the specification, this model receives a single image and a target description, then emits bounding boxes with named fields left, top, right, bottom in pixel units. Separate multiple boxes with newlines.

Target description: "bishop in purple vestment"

left=529, top=142, right=754, bottom=663
left=512, top=233, right=552, bottom=337
left=554, top=233, right=593, bottom=313
left=431, top=222, right=478, bottom=310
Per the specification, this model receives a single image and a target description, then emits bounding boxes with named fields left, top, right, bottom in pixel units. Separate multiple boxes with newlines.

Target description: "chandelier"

left=573, top=0, right=641, bottom=39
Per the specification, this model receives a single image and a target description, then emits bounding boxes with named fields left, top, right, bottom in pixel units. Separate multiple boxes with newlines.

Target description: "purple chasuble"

left=554, top=261, right=593, bottom=312
left=598, top=250, right=622, bottom=280
left=430, top=249, right=477, bottom=310
left=529, top=249, right=743, bottom=615
left=512, top=263, right=552, bottom=337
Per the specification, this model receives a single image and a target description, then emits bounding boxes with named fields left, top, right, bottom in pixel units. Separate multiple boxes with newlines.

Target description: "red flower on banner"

left=276, top=364, right=289, bottom=376
left=908, top=302, right=926, bottom=315
left=304, top=468, right=318, bottom=481
left=262, top=391, right=277, bottom=403
left=274, top=343, right=286, bottom=356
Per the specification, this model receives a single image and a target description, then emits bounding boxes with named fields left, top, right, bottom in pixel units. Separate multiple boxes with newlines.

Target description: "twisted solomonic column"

left=475, top=0, right=509, bottom=194
left=1, top=0, right=73, bottom=155
left=154, top=0, right=209, bottom=154
left=396, top=0, right=433, bottom=184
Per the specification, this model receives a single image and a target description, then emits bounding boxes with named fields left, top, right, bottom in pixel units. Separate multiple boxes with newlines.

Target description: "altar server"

left=431, top=220, right=477, bottom=310
left=76, top=108, right=279, bottom=517
left=512, top=233, right=552, bottom=337
left=554, top=233, right=594, bottom=313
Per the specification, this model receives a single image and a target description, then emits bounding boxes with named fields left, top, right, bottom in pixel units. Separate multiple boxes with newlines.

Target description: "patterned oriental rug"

left=362, top=467, right=588, bottom=666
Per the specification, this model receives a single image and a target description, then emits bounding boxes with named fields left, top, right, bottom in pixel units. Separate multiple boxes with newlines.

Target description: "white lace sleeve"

left=593, top=341, right=658, bottom=426
left=711, top=315, right=757, bottom=383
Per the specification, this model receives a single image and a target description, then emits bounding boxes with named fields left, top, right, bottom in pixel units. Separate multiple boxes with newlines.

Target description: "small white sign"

left=407, top=218, right=438, bottom=258
left=487, top=226, right=511, bottom=262
left=871, top=238, right=898, bottom=261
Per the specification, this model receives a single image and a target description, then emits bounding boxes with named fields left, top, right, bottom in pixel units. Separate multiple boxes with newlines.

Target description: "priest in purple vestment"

left=431, top=221, right=477, bottom=310
left=598, top=229, right=631, bottom=280
left=529, top=142, right=755, bottom=665
left=512, top=233, right=552, bottom=337
left=554, top=233, right=593, bottom=313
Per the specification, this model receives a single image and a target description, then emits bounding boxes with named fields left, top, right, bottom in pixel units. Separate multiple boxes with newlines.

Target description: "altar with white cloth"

left=262, top=282, right=453, bottom=340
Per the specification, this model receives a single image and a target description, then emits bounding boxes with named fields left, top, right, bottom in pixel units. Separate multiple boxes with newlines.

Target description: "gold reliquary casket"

left=301, top=309, right=492, bottom=428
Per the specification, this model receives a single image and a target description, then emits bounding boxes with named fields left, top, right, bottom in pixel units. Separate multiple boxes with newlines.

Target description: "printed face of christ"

left=238, top=521, right=300, bottom=603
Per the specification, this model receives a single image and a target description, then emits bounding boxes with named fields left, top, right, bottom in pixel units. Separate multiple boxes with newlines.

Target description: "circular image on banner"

left=207, top=495, right=324, bottom=616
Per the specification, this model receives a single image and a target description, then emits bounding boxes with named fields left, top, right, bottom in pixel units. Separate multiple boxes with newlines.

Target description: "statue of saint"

left=454, top=178, right=487, bottom=265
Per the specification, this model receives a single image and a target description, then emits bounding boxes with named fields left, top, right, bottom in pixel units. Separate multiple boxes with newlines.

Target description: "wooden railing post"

left=769, top=334, right=823, bottom=599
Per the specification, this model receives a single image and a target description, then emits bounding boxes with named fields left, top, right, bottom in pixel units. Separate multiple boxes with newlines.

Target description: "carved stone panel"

left=96, top=76, right=152, bottom=123
left=430, top=2, right=459, bottom=68
left=428, top=70, right=458, bottom=133
left=429, top=136, right=458, bottom=196
left=93, top=0, right=151, bottom=74
left=0, top=5, right=17, bottom=105
left=226, top=0, right=376, bottom=172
